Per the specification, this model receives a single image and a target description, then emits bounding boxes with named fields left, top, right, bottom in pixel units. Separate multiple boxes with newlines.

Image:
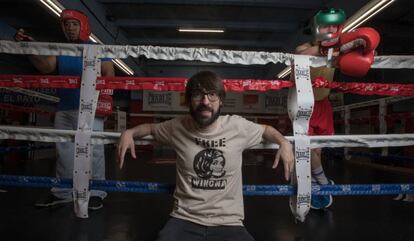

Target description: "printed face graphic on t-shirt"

left=191, top=141, right=228, bottom=189
left=193, top=149, right=226, bottom=179
left=210, top=155, right=225, bottom=177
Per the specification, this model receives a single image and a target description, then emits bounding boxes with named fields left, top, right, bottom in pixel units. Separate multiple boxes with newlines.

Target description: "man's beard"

left=190, top=104, right=221, bottom=128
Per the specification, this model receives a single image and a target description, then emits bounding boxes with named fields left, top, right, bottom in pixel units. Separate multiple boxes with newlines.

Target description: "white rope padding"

left=2, top=40, right=413, bottom=69
left=372, top=55, right=414, bottom=69
left=0, top=126, right=148, bottom=145
left=0, top=41, right=83, bottom=57
left=1, top=126, right=413, bottom=149
left=0, top=40, right=294, bottom=66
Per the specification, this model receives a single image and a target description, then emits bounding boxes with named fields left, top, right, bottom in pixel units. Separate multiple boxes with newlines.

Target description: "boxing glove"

left=337, top=27, right=380, bottom=77
left=339, top=27, right=380, bottom=54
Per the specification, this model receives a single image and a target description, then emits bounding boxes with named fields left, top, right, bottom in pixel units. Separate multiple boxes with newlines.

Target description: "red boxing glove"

left=339, top=27, right=380, bottom=54
left=337, top=27, right=380, bottom=77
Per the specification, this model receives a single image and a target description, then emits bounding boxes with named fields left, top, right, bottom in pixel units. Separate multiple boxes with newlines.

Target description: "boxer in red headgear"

left=60, top=9, right=91, bottom=42
left=14, top=9, right=114, bottom=210
left=58, top=9, right=113, bottom=117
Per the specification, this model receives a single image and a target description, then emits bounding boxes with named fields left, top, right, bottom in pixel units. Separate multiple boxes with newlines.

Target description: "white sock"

left=311, top=166, right=329, bottom=184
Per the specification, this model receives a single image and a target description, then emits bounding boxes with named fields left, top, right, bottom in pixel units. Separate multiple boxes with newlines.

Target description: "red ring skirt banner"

left=0, top=74, right=414, bottom=96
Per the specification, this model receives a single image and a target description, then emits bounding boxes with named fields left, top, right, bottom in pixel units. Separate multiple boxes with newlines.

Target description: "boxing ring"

left=0, top=40, right=414, bottom=222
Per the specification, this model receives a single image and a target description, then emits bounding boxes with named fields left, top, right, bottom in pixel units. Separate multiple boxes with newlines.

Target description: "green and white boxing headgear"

left=312, top=8, right=346, bottom=43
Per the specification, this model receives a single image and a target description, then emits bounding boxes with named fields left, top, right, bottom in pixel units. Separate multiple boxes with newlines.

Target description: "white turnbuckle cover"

left=287, top=55, right=314, bottom=222
left=73, top=45, right=100, bottom=218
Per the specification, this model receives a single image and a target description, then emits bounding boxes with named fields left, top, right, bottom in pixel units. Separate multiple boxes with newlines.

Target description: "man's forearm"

left=262, top=125, right=290, bottom=146
left=127, top=123, right=155, bottom=138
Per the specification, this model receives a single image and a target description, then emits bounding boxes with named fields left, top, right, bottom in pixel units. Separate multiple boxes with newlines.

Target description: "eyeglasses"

left=191, top=90, right=220, bottom=102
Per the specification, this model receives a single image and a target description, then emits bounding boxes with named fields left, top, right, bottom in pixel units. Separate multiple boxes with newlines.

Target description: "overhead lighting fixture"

left=38, top=0, right=134, bottom=75
left=276, top=0, right=395, bottom=79
left=277, top=66, right=292, bottom=79
left=113, top=59, right=134, bottom=76
left=89, top=34, right=100, bottom=44
left=39, top=0, right=62, bottom=16
left=178, top=28, right=224, bottom=33
left=342, top=0, right=395, bottom=32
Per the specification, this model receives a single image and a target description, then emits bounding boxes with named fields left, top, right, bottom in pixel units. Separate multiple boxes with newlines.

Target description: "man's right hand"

left=116, top=129, right=137, bottom=169
left=14, top=29, right=34, bottom=42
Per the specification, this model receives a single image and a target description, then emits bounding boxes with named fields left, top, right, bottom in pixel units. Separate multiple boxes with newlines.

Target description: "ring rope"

left=1, top=126, right=414, bottom=149
left=0, top=175, right=413, bottom=196
left=1, top=40, right=414, bottom=68
left=1, top=75, right=414, bottom=96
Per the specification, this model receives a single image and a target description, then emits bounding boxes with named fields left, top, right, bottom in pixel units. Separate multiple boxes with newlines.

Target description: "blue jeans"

left=52, top=110, right=107, bottom=200
left=156, top=217, right=255, bottom=241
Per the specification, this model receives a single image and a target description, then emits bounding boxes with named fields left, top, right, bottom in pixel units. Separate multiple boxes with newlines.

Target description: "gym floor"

left=0, top=146, right=413, bottom=241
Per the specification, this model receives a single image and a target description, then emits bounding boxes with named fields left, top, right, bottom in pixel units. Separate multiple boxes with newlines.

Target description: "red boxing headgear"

left=60, top=9, right=91, bottom=42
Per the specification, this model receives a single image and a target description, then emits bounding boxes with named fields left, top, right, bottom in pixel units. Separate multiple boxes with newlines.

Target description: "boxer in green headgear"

left=291, top=8, right=346, bottom=210
left=313, top=8, right=346, bottom=49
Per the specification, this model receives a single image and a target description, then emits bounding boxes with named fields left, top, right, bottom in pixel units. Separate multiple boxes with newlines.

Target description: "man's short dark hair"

left=185, top=71, right=226, bottom=104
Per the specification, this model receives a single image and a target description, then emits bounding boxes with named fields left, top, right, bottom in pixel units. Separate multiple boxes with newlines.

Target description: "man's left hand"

left=272, top=141, right=295, bottom=181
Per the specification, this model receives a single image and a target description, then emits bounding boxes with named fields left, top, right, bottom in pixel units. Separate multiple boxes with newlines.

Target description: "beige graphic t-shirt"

left=153, top=115, right=265, bottom=226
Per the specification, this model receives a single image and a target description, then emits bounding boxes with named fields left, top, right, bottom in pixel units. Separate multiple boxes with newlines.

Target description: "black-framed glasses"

left=191, top=90, right=220, bottom=102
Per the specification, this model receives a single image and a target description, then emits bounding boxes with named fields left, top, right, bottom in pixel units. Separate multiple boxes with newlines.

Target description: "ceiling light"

left=343, top=0, right=395, bottom=32
left=113, top=59, right=134, bottom=76
left=178, top=28, right=224, bottom=33
left=89, top=34, right=100, bottom=44
left=277, top=66, right=292, bottom=79
left=39, top=0, right=62, bottom=16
